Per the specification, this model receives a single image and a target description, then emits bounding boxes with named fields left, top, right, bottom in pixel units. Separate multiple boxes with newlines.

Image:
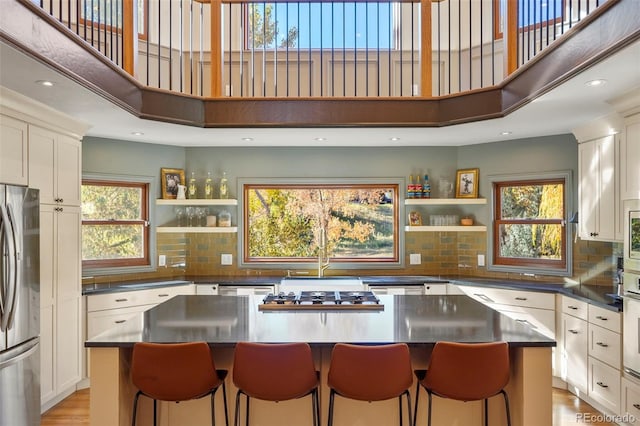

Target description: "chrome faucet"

left=317, top=227, right=330, bottom=277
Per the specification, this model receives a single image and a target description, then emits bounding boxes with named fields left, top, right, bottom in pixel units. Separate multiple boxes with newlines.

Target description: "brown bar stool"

left=327, top=343, right=413, bottom=426
left=232, top=342, right=320, bottom=426
left=413, top=341, right=511, bottom=426
left=131, top=342, right=229, bottom=426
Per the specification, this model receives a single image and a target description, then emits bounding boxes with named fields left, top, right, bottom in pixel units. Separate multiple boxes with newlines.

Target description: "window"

left=81, top=179, right=150, bottom=269
left=493, top=0, right=564, bottom=40
left=241, top=181, right=399, bottom=266
left=80, top=0, right=147, bottom=36
left=490, top=172, right=571, bottom=276
left=245, top=2, right=394, bottom=50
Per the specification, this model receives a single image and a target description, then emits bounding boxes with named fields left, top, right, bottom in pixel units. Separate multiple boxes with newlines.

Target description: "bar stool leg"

left=312, top=388, right=320, bottom=426
left=501, top=390, right=512, bottom=426
left=412, top=383, right=420, bottom=426
left=211, top=392, right=216, bottom=426
left=484, top=398, right=488, bottom=426
left=328, top=389, right=336, bottom=426
left=153, top=399, right=157, bottom=426
left=222, top=381, right=229, bottom=426
left=427, top=391, right=433, bottom=426
left=234, top=391, right=242, bottom=426
left=245, top=393, right=250, bottom=426
left=132, top=391, right=142, bottom=426
left=404, top=390, right=412, bottom=426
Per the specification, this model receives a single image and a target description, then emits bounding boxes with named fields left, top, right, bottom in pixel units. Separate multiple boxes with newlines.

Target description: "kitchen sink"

left=279, top=277, right=365, bottom=292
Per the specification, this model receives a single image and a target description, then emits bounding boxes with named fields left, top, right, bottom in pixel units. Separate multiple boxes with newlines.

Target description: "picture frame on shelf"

left=455, top=168, right=479, bottom=198
left=408, top=211, right=422, bottom=226
left=161, top=168, right=185, bottom=199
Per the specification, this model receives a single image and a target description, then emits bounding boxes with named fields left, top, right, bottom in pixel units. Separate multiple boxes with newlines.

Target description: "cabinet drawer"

left=589, top=323, right=621, bottom=369
left=87, top=305, right=149, bottom=339
left=588, top=357, right=621, bottom=414
left=621, top=377, right=640, bottom=426
left=423, top=284, right=448, bottom=295
left=562, top=296, right=589, bottom=320
left=460, top=286, right=554, bottom=310
left=493, top=304, right=555, bottom=339
left=87, top=285, right=191, bottom=312
left=588, top=305, right=621, bottom=334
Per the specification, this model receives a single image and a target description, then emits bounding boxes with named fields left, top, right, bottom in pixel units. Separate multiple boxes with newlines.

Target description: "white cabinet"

left=86, top=284, right=195, bottom=339
left=578, top=135, right=621, bottom=241
left=219, top=285, right=276, bottom=296
left=195, top=284, right=220, bottom=295
left=28, top=125, right=81, bottom=206
left=620, top=112, right=640, bottom=200
left=0, top=114, right=28, bottom=185
left=39, top=204, right=82, bottom=408
left=563, top=309, right=589, bottom=395
left=404, top=198, right=487, bottom=232
left=621, top=377, right=640, bottom=425
left=588, top=357, right=620, bottom=414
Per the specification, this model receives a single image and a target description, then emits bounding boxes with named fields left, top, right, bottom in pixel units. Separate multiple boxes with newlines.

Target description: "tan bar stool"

left=232, top=342, right=320, bottom=426
left=413, top=341, right=511, bottom=426
left=327, top=343, right=414, bottom=426
left=131, top=342, right=229, bottom=426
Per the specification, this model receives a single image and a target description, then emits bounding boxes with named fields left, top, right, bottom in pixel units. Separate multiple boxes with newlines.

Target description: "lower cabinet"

left=86, top=284, right=195, bottom=339
left=588, top=357, right=620, bottom=414
left=219, top=285, right=276, bottom=296
left=563, top=312, right=589, bottom=395
left=621, top=377, right=640, bottom=426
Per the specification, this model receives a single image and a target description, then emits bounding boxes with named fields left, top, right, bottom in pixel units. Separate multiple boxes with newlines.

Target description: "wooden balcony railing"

left=32, top=0, right=610, bottom=99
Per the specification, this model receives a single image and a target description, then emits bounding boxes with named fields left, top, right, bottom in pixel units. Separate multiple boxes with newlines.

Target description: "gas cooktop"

left=258, top=290, right=383, bottom=311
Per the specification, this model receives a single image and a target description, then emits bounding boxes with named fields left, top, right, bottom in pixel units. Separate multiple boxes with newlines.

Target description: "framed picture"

left=408, top=211, right=422, bottom=226
left=161, top=168, right=185, bottom=199
left=455, top=168, right=479, bottom=198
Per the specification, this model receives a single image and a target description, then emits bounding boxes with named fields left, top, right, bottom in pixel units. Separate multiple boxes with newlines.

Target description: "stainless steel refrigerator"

left=0, top=184, right=40, bottom=426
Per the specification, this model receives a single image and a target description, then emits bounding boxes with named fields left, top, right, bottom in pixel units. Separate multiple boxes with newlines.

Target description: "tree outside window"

left=243, top=183, right=398, bottom=264
left=491, top=175, right=570, bottom=275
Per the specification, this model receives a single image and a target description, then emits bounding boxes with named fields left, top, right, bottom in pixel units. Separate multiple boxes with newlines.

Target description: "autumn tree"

left=248, top=4, right=298, bottom=48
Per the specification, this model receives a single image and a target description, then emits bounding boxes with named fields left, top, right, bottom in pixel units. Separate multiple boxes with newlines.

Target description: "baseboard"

left=41, top=386, right=76, bottom=414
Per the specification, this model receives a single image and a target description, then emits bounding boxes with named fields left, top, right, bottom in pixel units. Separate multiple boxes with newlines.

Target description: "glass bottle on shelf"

left=423, top=175, right=431, bottom=198
left=204, top=172, right=214, bottom=199
left=188, top=171, right=198, bottom=199
left=219, top=172, right=229, bottom=199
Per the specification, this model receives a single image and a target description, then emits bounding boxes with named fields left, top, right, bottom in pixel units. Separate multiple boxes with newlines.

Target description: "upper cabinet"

left=620, top=112, right=640, bottom=201
left=28, top=125, right=82, bottom=206
left=578, top=135, right=621, bottom=242
left=0, top=114, right=28, bottom=186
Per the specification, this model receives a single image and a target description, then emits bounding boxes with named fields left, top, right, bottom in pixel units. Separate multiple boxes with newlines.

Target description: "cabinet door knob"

left=595, top=315, right=608, bottom=321
left=158, top=294, right=169, bottom=297
left=114, top=320, right=126, bottom=324
left=633, top=403, right=640, bottom=410
left=115, top=298, right=128, bottom=302
left=596, top=342, right=609, bottom=348
left=568, top=305, right=578, bottom=310
left=596, top=381, right=608, bottom=388
left=515, top=297, right=527, bottom=301
left=568, top=329, right=579, bottom=334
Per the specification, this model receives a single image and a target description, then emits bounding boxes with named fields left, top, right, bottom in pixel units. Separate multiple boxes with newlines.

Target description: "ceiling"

left=1, top=39, right=639, bottom=147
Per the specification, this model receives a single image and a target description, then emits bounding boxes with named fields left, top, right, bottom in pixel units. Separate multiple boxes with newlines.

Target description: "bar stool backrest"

left=328, top=343, right=413, bottom=401
left=131, top=342, right=221, bottom=402
left=423, top=341, right=510, bottom=401
left=232, top=342, right=318, bottom=401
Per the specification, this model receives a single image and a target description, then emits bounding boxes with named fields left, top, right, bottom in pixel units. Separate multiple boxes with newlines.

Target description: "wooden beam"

left=505, top=0, right=518, bottom=75
left=122, top=0, right=136, bottom=77
left=210, top=0, right=223, bottom=97
left=421, top=0, right=433, bottom=98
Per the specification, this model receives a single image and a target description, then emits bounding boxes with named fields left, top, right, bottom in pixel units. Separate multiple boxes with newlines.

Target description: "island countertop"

left=85, top=294, right=555, bottom=348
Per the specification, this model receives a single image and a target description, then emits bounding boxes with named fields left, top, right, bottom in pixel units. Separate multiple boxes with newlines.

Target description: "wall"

left=81, top=134, right=619, bottom=288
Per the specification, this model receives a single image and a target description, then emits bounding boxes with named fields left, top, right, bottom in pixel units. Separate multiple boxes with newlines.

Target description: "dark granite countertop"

left=81, top=274, right=622, bottom=311
left=85, top=294, right=556, bottom=348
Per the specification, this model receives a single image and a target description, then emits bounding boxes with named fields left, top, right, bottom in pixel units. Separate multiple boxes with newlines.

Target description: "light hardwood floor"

left=41, top=388, right=616, bottom=426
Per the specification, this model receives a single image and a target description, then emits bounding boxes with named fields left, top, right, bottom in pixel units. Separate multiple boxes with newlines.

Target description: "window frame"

left=79, top=0, right=148, bottom=39
left=81, top=173, right=157, bottom=275
left=492, top=0, right=565, bottom=41
left=488, top=171, right=573, bottom=277
left=239, top=177, right=404, bottom=270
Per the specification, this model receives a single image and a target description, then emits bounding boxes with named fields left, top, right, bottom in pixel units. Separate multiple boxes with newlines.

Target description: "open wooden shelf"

left=404, top=225, right=486, bottom=232
left=404, top=198, right=486, bottom=205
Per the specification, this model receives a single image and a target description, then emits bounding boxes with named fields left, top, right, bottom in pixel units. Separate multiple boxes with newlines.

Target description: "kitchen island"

left=86, top=294, right=555, bottom=426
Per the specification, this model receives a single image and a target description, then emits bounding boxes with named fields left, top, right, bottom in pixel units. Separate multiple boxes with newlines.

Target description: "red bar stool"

left=232, top=342, right=320, bottom=426
left=413, top=341, right=511, bottom=426
left=327, top=343, right=414, bottom=426
left=131, top=342, right=229, bottom=426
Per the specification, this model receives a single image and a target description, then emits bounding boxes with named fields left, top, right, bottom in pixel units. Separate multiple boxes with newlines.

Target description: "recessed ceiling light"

left=585, top=79, right=607, bottom=87
left=241, top=137, right=254, bottom=142
left=314, top=137, right=326, bottom=141
left=131, top=131, right=144, bottom=136
left=390, top=137, right=401, bottom=141
left=36, top=80, right=54, bottom=87
left=500, top=131, right=512, bottom=136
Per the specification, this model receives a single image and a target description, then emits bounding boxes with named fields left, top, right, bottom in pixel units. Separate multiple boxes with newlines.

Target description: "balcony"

left=0, top=0, right=638, bottom=131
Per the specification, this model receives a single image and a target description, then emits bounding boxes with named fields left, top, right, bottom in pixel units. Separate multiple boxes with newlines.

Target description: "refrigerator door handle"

left=0, top=203, right=17, bottom=332
left=0, top=337, right=39, bottom=370
left=5, top=203, right=19, bottom=330
left=0, top=203, right=8, bottom=324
